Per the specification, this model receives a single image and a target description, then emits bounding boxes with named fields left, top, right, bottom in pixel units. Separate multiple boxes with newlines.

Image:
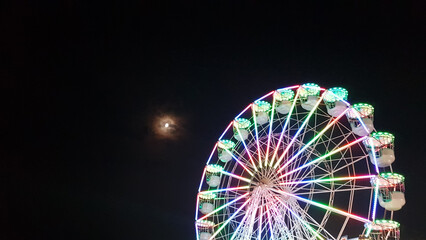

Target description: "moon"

left=152, top=113, right=183, bottom=140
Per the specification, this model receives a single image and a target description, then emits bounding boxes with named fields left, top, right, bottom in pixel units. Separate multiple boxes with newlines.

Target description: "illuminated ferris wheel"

left=195, top=83, right=406, bottom=240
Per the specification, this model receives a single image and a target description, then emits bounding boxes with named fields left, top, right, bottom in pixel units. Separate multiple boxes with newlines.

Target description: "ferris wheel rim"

left=195, top=84, right=402, bottom=240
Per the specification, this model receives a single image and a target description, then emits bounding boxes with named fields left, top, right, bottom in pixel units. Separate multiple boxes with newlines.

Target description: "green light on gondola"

left=218, top=139, right=236, bottom=150
left=253, top=100, right=271, bottom=112
left=324, top=87, right=348, bottom=102
left=300, top=83, right=321, bottom=97
left=274, top=89, right=295, bottom=101
left=233, top=118, right=251, bottom=129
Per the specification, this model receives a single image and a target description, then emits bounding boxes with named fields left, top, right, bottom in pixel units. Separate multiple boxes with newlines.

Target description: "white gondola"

left=253, top=100, right=271, bottom=125
left=300, top=83, right=321, bottom=111
left=198, top=192, right=216, bottom=214
left=217, top=139, right=235, bottom=162
left=364, top=132, right=396, bottom=167
left=346, top=103, right=375, bottom=136
left=196, top=219, right=215, bottom=240
left=274, top=89, right=295, bottom=114
left=323, top=87, right=349, bottom=117
left=372, top=173, right=406, bottom=211
left=206, top=164, right=223, bottom=188
left=233, top=118, right=250, bottom=141
left=379, top=192, right=406, bottom=211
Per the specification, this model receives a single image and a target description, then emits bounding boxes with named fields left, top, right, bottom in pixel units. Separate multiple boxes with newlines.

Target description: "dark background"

left=2, top=1, right=425, bottom=239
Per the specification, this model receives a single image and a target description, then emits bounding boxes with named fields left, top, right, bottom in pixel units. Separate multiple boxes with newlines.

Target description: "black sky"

left=2, top=1, right=426, bottom=239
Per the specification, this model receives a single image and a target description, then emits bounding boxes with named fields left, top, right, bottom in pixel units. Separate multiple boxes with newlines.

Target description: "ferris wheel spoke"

left=257, top=204, right=263, bottom=240
left=296, top=128, right=349, bottom=162
left=265, top=205, right=276, bottom=240
left=289, top=201, right=336, bottom=240
left=298, top=118, right=352, bottom=156
left=371, top=183, right=380, bottom=221
left=199, top=142, right=219, bottom=192
left=278, top=136, right=368, bottom=178
left=224, top=148, right=255, bottom=177
left=332, top=181, right=371, bottom=192
left=264, top=95, right=277, bottom=168
left=251, top=105, right=264, bottom=169
left=272, top=188, right=371, bottom=224
left=273, top=92, right=325, bottom=169
left=289, top=174, right=373, bottom=191
left=290, top=208, right=322, bottom=239
left=198, top=192, right=250, bottom=221
left=280, top=127, right=353, bottom=181
left=280, top=108, right=349, bottom=174
left=290, top=154, right=369, bottom=189
left=264, top=195, right=292, bottom=238
left=270, top=197, right=308, bottom=240
left=274, top=195, right=325, bottom=240
left=265, top=85, right=300, bottom=168
left=229, top=208, right=251, bottom=240
left=292, top=156, right=321, bottom=184
left=286, top=142, right=322, bottom=183
left=279, top=174, right=375, bottom=186
left=200, top=186, right=251, bottom=194
left=290, top=174, right=374, bottom=194
left=269, top=88, right=301, bottom=168
left=245, top=187, right=263, bottom=239
left=293, top=186, right=375, bottom=195
left=229, top=206, right=253, bottom=240
left=219, top=169, right=252, bottom=184
left=271, top=212, right=293, bottom=239
left=234, top=125, right=259, bottom=172
left=209, top=197, right=251, bottom=240
left=329, top=155, right=369, bottom=175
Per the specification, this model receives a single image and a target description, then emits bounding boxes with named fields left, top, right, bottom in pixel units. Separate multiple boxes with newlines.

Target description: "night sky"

left=2, top=1, right=426, bottom=239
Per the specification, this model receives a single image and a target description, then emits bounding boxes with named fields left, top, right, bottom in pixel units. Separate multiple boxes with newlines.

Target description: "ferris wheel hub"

left=259, top=177, right=272, bottom=186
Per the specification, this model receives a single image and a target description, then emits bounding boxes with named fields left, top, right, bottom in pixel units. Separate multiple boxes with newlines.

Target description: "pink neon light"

left=274, top=195, right=324, bottom=239
left=235, top=104, right=252, bottom=119
left=251, top=106, right=263, bottom=168
left=265, top=205, right=275, bottom=240
left=200, top=185, right=250, bottom=194
left=199, top=142, right=218, bottom=192
left=219, top=121, right=234, bottom=140
left=278, top=108, right=348, bottom=172
left=274, top=92, right=325, bottom=169
left=254, top=90, right=275, bottom=102
left=198, top=167, right=207, bottom=192
left=206, top=142, right=218, bottom=165
left=220, top=168, right=252, bottom=183
left=198, top=192, right=249, bottom=221
left=225, top=148, right=255, bottom=177
left=276, top=85, right=300, bottom=91
left=264, top=95, right=276, bottom=167
left=279, top=175, right=376, bottom=185
left=195, top=192, right=200, bottom=220
left=257, top=204, right=263, bottom=239
left=278, top=136, right=368, bottom=178
left=209, top=197, right=251, bottom=240
left=234, top=125, right=258, bottom=172
left=270, top=88, right=301, bottom=167
left=273, top=189, right=371, bottom=224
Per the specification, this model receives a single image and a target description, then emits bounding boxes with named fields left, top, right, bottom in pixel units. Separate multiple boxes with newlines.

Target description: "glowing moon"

left=152, top=114, right=183, bottom=140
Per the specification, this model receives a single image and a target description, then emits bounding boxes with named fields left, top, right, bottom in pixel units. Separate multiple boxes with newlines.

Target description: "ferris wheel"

left=195, top=84, right=406, bottom=240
